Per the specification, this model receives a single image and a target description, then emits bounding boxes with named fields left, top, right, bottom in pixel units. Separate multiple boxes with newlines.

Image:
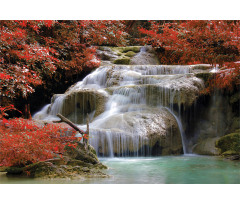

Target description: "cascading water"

left=34, top=47, right=207, bottom=157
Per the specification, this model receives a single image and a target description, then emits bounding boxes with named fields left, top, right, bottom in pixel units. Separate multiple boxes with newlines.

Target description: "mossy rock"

left=192, top=65, right=212, bottom=70
left=64, top=142, right=99, bottom=165
left=222, top=150, right=239, bottom=156
left=195, top=72, right=213, bottom=83
left=229, top=117, right=240, bottom=133
left=111, top=46, right=141, bottom=54
left=0, top=166, right=7, bottom=172
left=122, top=46, right=141, bottom=53
left=4, top=142, right=108, bottom=178
left=113, top=57, right=130, bottom=65
left=235, top=129, right=240, bottom=133
left=5, top=167, right=24, bottom=175
left=23, top=161, right=56, bottom=177
left=125, top=51, right=136, bottom=57
left=216, top=132, right=240, bottom=154
left=230, top=93, right=240, bottom=104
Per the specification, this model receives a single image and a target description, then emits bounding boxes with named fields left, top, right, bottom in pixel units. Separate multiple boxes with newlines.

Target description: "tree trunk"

left=24, top=96, right=32, bottom=119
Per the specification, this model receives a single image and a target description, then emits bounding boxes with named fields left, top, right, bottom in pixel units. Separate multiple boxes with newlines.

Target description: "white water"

left=34, top=48, right=206, bottom=156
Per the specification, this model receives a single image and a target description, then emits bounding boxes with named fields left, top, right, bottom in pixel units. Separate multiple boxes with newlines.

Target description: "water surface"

left=0, top=155, right=239, bottom=184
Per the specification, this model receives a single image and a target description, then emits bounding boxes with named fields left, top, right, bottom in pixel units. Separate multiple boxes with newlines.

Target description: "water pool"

left=0, top=155, right=239, bottom=184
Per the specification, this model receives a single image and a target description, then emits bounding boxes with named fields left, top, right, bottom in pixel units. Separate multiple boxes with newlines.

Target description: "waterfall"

left=165, top=107, right=187, bottom=154
left=34, top=47, right=206, bottom=157
left=33, top=95, right=65, bottom=121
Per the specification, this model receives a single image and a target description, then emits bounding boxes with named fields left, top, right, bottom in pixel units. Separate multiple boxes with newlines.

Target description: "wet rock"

left=192, top=137, right=220, bottom=155
left=225, top=155, right=240, bottom=161
left=130, top=46, right=159, bottom=65
left=96, top=47, right=118, bottom=61
left=61, top=89, right=108, bottom=124
left=90, top=107, right=183, bottom=156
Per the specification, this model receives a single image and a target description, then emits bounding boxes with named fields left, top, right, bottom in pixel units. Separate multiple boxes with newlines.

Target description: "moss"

left=67, top=160, right=91, bottom=167
left=23, top=161, right=56, bottom=177
left=125, top=51, right=136, bottom=57
left=195, top=72, right=213, bottom=83
left=0, top=167, right=7, bottom=172
left=122, top=46, right=141, bottom=53
left=192, top=65, right=212, bottom=70
left=5, top=167, right=24, bottom=175
left=222, top=150, right=239, bottom=156
left=111, top=46, right=141, bottom=54
left=230, top=117, right=240, bottom=133
left=96, top=163, right=108, bottom=169
left=235, top=129, right=240, bottom=133
left=230, top=93, right=240, bottom=104
left=110, top=47, right=124, bottom=54
left=98, top=46, right=106, bottom=51
left=216, top=132, right=240, bottom=154
left=113, top=57, right=130, bottom=65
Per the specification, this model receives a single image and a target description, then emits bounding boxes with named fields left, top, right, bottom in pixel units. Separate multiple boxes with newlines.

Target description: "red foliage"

left=0, top=21, right=59, bottom=100
left=0, top=105, right=22, bottom=120
left=138, top=20, right=240, bottom=91
left=81, top=20, right=128, bottom=46
left=0, top=20, right=129, bottom=104
left=0, top=118, right=81, bottom=167
left=139, top=20, right=240, bottom=65
left=204, top=62, right=240, bottom=93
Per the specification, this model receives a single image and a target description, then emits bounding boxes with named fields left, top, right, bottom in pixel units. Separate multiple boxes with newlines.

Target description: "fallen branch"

left=56, top=113, right=86, bottom=135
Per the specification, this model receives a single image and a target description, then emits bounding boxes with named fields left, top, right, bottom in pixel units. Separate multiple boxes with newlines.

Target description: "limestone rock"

left=90, top=107, right=183, bottom=156
left=61, top=89, right=108, bottom=124
left=130, top=46, right=160, bottom=65
left=192, top=137, right=220, bottom=155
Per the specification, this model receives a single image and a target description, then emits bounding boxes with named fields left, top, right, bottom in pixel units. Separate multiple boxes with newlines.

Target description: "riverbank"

left=0, top=142, right=108, bottom=180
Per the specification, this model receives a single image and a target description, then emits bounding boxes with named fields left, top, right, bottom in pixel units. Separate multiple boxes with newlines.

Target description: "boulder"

left=60, top=89, right=108, bottom=124
left=215, top=132, right=240, bottom=155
